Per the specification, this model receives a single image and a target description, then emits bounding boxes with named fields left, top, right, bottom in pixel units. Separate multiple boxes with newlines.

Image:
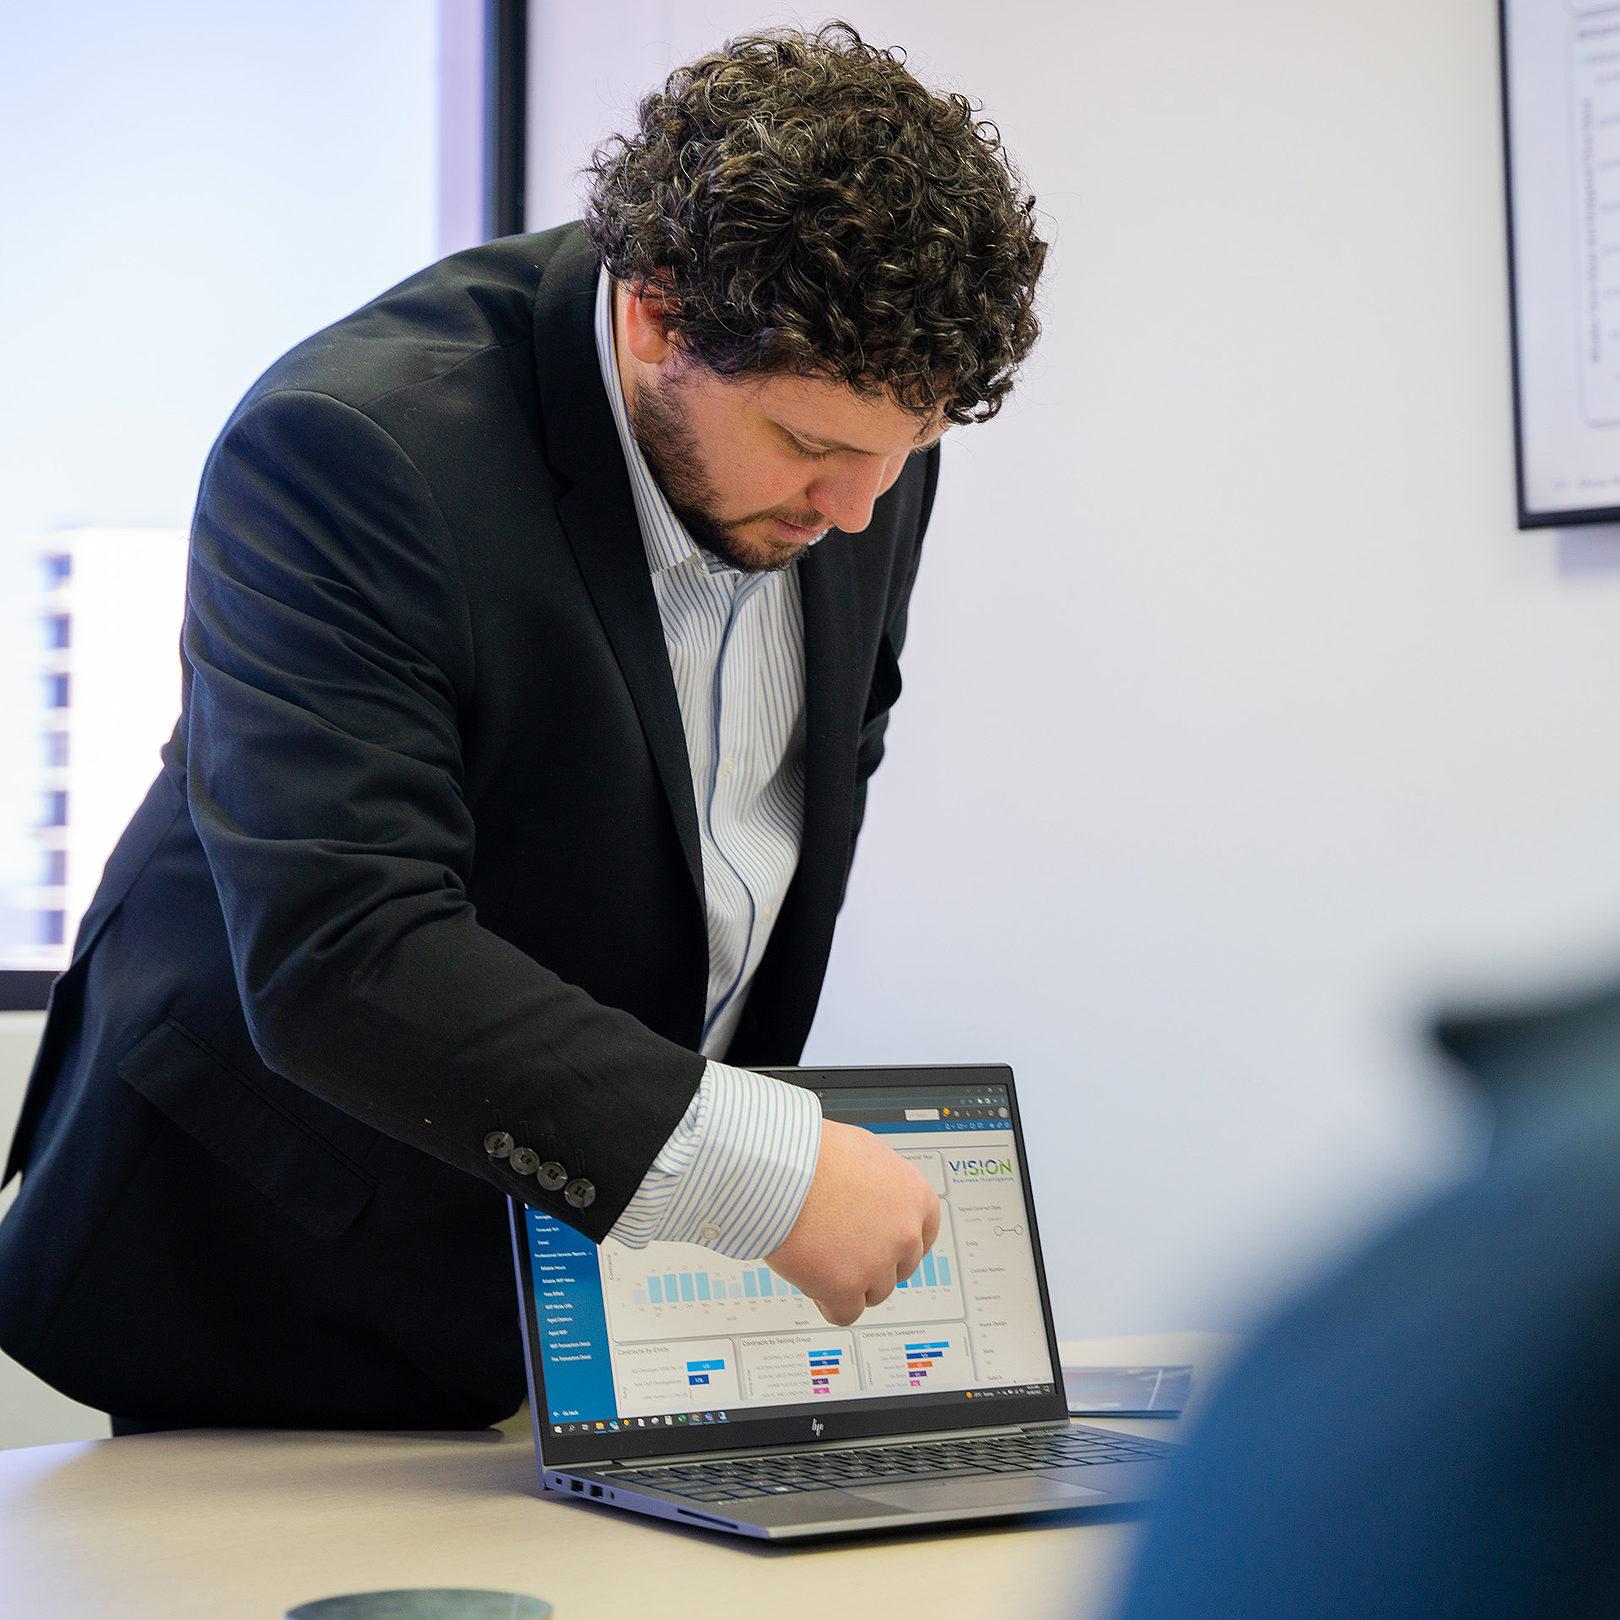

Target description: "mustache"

left=732, top=508, right=827, bottom=533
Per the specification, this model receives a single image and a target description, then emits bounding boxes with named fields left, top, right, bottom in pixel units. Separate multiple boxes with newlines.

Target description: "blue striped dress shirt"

left=593, top=268, right=823, bottom=1260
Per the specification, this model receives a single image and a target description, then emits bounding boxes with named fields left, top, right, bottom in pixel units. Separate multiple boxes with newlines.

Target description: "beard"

left=626, top=369, right=826, bottom=574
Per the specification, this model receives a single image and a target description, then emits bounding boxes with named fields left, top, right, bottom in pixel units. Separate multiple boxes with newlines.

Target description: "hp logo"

left=811, top=1419, right=825, bottom=1438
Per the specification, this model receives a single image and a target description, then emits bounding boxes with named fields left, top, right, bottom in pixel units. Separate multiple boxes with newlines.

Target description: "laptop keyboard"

left=597, top=1428, right=1174, bottom=1503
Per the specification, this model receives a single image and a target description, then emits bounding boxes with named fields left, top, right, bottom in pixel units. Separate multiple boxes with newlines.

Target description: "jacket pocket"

left=118, top=1019, right=376, bottom=1240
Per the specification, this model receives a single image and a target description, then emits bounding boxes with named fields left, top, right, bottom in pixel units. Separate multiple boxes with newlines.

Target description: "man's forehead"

left=748, top=370, right=949, bottom=455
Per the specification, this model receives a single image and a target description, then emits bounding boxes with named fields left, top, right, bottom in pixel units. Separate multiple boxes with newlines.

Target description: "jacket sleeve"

left=182, top=387, right=704, bottom=1241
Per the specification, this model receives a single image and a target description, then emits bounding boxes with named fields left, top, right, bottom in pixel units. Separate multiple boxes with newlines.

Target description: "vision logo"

left=948, top=1157, right=1014, bottom=1178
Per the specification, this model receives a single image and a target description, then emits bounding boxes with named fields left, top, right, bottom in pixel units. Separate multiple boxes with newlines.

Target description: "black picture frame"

left=1501, top=0, right=1620, bottom=529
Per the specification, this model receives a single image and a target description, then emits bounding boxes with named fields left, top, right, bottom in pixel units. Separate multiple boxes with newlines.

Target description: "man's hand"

left=764, top=1119, right=941, bottom=1327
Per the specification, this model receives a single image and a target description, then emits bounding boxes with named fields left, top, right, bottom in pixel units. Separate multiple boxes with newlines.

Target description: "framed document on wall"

left=1502, top=0, right=1620, bottom=526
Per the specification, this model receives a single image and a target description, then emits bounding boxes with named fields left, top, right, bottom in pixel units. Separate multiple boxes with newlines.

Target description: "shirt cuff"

left=605, top=1061, right=822, bottom=1259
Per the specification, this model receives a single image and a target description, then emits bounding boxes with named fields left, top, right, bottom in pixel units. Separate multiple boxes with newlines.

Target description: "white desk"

left=0, top=1333, right=1231, bottom=1620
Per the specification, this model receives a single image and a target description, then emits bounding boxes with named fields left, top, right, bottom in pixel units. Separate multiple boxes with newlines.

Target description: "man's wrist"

left=605, top=1061, right=821, bottom=1257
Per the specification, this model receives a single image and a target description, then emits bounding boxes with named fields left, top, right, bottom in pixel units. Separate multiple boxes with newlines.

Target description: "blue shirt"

left=594, top=268, right=823, bottom=1260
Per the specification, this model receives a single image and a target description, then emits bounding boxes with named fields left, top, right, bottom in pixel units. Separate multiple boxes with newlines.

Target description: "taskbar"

left=548, top=1382, right=1055, bottom=1437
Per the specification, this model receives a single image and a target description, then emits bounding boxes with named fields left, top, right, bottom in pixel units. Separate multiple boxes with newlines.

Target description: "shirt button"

left=720, top=757, right=736, bottom=777
left=483, top=1131, right=515, bottom=1160
left=699, top=1223, right=722, bottom=1245
left=537, top=1161, right=568, bottom=1192
left=564, top=1178, right=597, bottom=1209
left=509, top=1146, right=540, bottom=1176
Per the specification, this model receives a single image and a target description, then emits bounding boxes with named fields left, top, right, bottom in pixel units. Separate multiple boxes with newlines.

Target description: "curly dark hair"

left=583, top=22, right=1046, bottom=425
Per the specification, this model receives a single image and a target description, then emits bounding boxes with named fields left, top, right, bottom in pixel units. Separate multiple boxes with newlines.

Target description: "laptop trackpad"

left=846, top=1475, right=1106, bottom=1513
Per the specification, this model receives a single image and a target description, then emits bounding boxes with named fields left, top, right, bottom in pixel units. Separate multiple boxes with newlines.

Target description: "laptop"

left=508, top=1063, right=1177, bottom=1540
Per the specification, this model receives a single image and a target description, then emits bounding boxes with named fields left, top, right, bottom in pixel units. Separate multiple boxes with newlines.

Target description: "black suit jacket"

left=1113, top=986, right=1620, bottom=1620
left=0, top=224, right=936, bottom=1428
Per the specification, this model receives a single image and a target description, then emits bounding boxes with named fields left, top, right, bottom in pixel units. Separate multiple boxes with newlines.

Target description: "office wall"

left=529, top=0, right=1620, bottom=1338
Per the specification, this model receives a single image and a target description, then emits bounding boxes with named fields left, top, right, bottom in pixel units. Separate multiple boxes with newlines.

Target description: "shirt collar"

left=593, top=266, right=704, bottom=577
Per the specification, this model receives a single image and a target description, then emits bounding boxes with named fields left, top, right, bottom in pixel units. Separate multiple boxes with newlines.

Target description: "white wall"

left=530, top=0, right=1620, bottom=1339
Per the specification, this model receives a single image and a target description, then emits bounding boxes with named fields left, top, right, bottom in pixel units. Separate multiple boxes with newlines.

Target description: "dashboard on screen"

left=1503, top=0, right=1620, bottom=524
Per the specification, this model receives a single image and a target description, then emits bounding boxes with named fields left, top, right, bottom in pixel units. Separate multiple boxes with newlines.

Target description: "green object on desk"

left=287, top=1591, right=551, bottom=1620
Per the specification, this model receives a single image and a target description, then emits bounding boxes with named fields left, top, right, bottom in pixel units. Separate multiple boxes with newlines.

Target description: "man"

left=0, top=25, right=1045, bottom=1429
left=1112, top=982, right=1620, bottom=1619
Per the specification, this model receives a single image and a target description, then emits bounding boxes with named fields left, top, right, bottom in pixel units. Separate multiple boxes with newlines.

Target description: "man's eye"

left=791, top=439, right=834, bottom=460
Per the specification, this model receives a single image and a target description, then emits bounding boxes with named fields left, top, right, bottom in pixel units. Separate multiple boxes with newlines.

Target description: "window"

left=0, top=1, right=481, bottom=990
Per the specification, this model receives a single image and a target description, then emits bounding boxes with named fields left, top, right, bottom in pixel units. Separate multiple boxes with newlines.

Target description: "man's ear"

left=621, top=278, right=681, bottom=366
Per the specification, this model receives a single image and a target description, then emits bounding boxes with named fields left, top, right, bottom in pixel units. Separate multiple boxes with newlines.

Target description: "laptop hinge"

left=601, top=1419, right=1069, bottom=1470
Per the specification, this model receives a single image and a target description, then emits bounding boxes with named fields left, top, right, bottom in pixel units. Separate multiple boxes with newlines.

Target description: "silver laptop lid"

left=511, top=1064, right=1068, bottom=1469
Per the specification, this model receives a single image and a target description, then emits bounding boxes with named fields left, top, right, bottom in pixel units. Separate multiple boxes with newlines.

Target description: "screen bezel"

left=511, top=1063, right=1070, bottom=1468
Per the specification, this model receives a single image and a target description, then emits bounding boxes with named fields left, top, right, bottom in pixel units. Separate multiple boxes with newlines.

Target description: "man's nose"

left=807, top=455, right=904, bottom=535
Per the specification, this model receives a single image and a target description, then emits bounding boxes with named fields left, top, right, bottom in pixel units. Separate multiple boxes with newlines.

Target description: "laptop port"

left=570, top=1480, right=584, bottom=1493
left=588, top=1484, right=604, bottom=1498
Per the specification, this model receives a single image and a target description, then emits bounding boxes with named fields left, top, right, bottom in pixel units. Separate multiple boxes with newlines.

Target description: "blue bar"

left=744, top=1272, right=757, bottom=1298
left=755, top=1267, right=772, bottom=1297
left=696, top=1274, right=711, bottom=1301
left=686, top=1360, right=725, bottom=1371
left=679, top=1274, right=696, bottom=1302
left=664, top=1274, right=678, bottom=1301
left=922, top=1253, right=937, bottom=1287
left=939, top=1256, right=951, bottom=1286
left=648, top=1277, right=663, bottom=1304
left=688, top=1374, right=709, bottom=1385
left=896, top=1275, right=909, bottom=1288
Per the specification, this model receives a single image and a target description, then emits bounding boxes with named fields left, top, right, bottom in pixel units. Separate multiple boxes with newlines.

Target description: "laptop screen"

left=515, top=1065, right=1067, bottom=1464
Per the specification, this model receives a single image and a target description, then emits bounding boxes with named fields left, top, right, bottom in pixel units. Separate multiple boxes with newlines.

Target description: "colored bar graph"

left=903, top=1339, right=948, bottom=1385
left=635, top=1261, right=840, bottom=1307
left=808, top=1346, right=844, bottom=1394
left=896, top=1251, right=953, bottom=1289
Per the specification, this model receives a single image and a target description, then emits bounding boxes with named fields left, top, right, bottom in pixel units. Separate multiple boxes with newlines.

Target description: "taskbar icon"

left=552, top=1410, right=731, bottom=1435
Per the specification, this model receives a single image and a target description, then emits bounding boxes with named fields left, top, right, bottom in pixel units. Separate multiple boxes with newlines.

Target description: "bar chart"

left=597, top=1240, right=825, bottom=1341
left=613, top=1335, right=742, bottom=1413
left=895, top=1251, right=952, bottom=1290
left=597, top=1211, right=965, bottom=1343
left=857, top=1321, right=976, bottom=1395
left=629, top=1263, right=808, bottom=1308
left=740, top=1330, right=859, bottom=1403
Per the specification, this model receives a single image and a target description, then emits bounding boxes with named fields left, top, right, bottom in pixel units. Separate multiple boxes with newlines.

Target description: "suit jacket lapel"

left=795, top=533, right=863, bottom=933
left=530, top=230, right=704, bottom=900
